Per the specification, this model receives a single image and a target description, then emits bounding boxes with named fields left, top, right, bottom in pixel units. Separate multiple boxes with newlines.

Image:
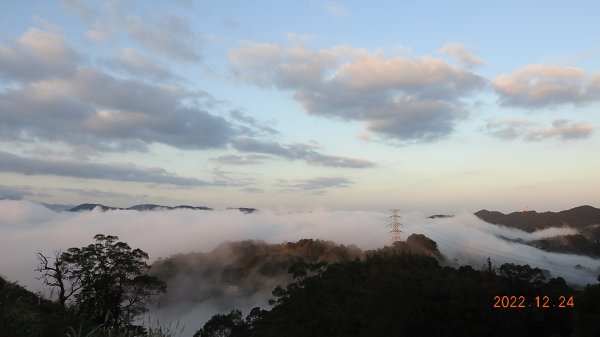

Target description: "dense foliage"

left=37, top=234, right=166, bottom=328
left=0, top=275, right=97, bottom=337
left=150, top=239, right=366, bottom=310
left=2, top=234, right=168, bottom=336
left=196, top=246, right=600, bottom=337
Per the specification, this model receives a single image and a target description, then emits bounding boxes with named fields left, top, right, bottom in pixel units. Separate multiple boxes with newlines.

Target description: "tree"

left=498, top=263, right=545, bottom=284
left=35, top=250, right=81, bottom=308
left=37, top=234, right=166, bottom=327
left=193, top=309, right=247, bottom=337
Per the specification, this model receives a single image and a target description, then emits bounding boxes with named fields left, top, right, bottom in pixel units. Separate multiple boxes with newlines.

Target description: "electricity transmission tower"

left=388, top=209, right=402, bottom=244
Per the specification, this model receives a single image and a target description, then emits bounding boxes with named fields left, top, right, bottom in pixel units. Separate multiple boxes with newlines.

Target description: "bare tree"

left=35, top=250, right=81, bottom=308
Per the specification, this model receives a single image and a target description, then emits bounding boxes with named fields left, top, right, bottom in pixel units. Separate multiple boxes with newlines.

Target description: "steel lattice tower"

left=388, top=209, right=402, bottom=244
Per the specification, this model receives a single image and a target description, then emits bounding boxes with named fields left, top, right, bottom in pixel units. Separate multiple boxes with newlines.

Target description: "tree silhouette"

left=37, top=234, right=166, bottom=328
left=35, top=250, right=81, bottom=308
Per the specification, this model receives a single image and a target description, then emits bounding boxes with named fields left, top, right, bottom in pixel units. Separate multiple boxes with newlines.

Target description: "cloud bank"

left=1, top=200, right=597, bottom=292
left=1, top=201, right=599, bottom=335
left=0, top=26, right=372, bottom=181
left=229, top=43, right=485, bottom=143
left=0, top=151, right=213, bottom=186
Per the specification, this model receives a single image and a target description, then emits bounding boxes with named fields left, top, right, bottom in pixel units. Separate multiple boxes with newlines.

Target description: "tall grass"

left=64, top=316, right=184, bottom=337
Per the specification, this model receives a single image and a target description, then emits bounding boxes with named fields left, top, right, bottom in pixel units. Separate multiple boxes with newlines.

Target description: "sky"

left=1, top=0, right=600, bottom=213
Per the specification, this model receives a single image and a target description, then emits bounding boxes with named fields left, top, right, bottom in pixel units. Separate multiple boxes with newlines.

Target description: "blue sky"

left=1, top=0, right=599, bottom=213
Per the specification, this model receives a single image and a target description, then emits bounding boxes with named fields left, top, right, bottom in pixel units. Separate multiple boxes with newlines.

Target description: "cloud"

left=239, top=187, right=265, bottom=194
left=0, top=150, right=215, bottom=186
left=62, top=0, right=202, bottom=61
left=494, top=64, right=600, bottom=108
left=279, top=176, right=353, bottom=195
left=0, top=201, right=387, bottom=335
left=526, top=119, right=595, bottom=141
left=405, top=212, right=600, bottom=286
left=486, top=118, right=595, bottom=141
left=232, top=138, right=374, bottom=168
left=0, top=185, right=33, bottom=200
left=285, top=33, right=315, bottom=45
left=0, top=28, right=80, bottom=81
left=0, top=67, right=234, bottom=152
left=122, top=14, right=202, bottom=61
left=1, top=203, right=598, bottom=304
left=229, top=43, right=484, bottom=142
left=485, top=119, right=538, bottom=140
left=211, top=154, right=271, bottom=165
left=313, top=1, right=351, bottom=18
left=363, top=98, right=468, bottom=142
left=106, top=48, right=180, bottom=80
left=439, top=42, right=483, bottom=67
left=0, top=28, right=371, bottom=173
left=60, top=0, right=95, bottom=20
left=85, top=22, right=116, bottom=42
left=58, top=188, right=136, bottom=199
left=228, top=109, right=278, bottom=136
left=1, top=202, right=599, bottom=335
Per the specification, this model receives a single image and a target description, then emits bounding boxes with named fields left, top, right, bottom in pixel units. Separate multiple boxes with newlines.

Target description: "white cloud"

left=211, top=154, right=271, bottom=165
left=0, top=28, right=80, bottom=81
left=278, top=176, right=354, bottom=194
left=486, top=118, right=595, bottom=141
left=232, top=138, right=374, bottom=168
left=526, top=119, right=595, bottom=141
left=122, top=14, right=202, bottom=62
left=1, top=202, right=599, bottom=335
left=229, top=43, right=484, bottom=142
left=313, top=1, right=351, bottom=18
left=1, top=202, right=597, bottom=296
left=285, top=33, right=315, bottom=45
left=439, top=42, right=483, bottom=67
left=107, top=48, right=180, bottom=80
left=0, top=66, right=234, bottom=151
left=494, top=64, right=600, bottom=107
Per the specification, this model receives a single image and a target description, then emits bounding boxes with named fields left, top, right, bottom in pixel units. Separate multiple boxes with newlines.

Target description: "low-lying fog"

left=1, top=200, right=598, bottom=336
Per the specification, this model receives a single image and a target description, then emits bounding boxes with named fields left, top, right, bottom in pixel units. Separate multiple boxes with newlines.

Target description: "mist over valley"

left=1, top=200, right=599, bottom=336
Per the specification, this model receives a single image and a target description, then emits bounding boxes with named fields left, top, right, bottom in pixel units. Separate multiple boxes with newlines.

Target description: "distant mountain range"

left=475, top=205, right=600, bottom=258
left=66, top=203, right=257, bottom=213
left=39, top=202, right=75, bottom=212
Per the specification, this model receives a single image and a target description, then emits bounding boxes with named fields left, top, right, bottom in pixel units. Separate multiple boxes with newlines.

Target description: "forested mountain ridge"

left=195, top=248, right=600, bottom=337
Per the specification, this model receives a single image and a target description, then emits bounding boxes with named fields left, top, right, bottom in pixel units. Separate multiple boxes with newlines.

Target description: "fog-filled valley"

left=2, top=200, right=600, bottom=336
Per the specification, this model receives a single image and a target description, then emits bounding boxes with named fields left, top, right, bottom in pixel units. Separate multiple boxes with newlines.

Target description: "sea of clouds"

left=1, top=199, right=598, bottom=336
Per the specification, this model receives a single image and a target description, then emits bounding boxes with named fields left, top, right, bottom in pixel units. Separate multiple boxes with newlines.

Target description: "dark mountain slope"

left=195, top=249, right=600, bottom=337
left=476, top=206, right=600, bottom=257
left=0, top=275, right=95, bottom=337
left=475, top=205, right=600, bottom=232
